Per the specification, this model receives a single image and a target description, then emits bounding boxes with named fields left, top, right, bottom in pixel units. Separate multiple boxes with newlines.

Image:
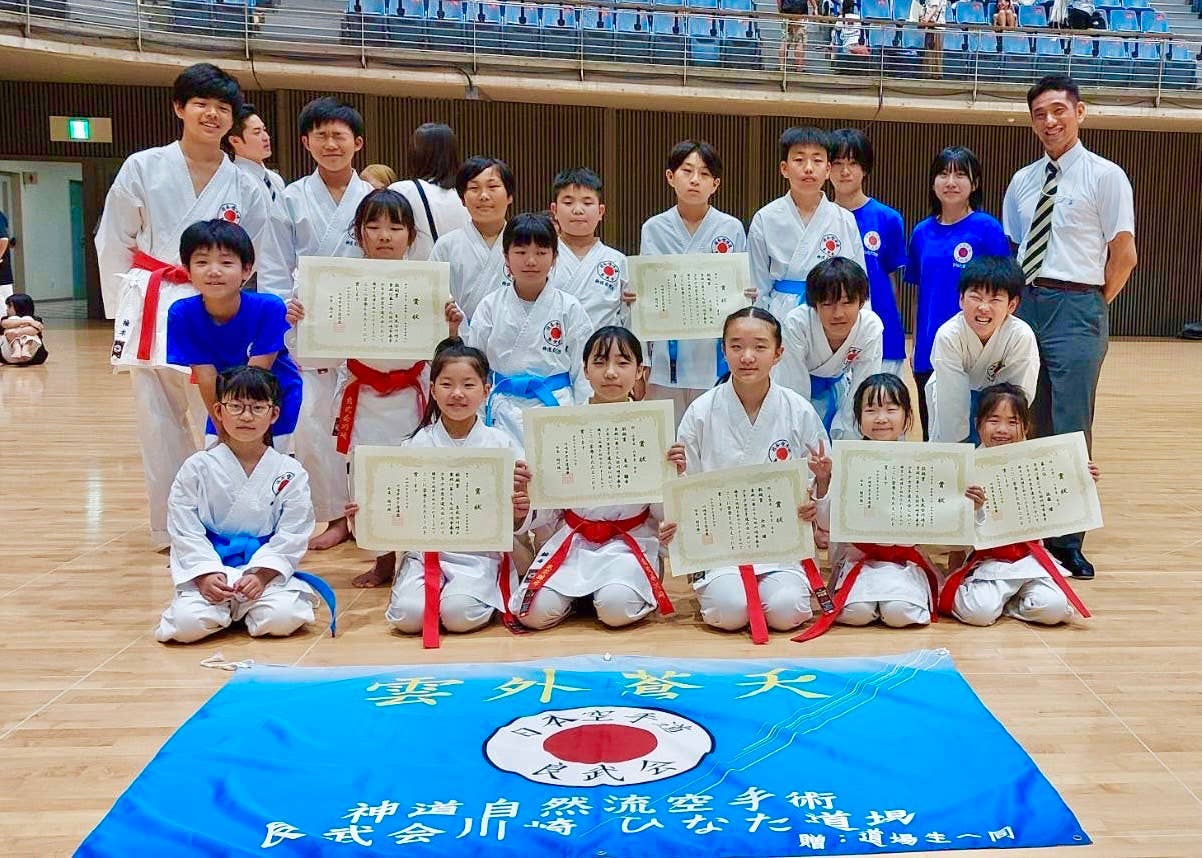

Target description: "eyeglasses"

left=219, top=401, right=274, bottom=417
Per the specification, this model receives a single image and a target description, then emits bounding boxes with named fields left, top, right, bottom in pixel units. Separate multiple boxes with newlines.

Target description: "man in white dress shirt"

left=1002, top=74, right=1137, bottom=580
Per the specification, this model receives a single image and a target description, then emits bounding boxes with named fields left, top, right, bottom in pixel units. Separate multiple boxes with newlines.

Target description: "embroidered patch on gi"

left=272, top=473, right=294, bottom=495
left=543, top=321, right=565, bottom=348
left=711, top=236, right=735, bottom=254
left=218, top=203, right=241, bottom=224
left=820, top=234, right=842, bottom=257
left=769, top=439, right=792, bottom=461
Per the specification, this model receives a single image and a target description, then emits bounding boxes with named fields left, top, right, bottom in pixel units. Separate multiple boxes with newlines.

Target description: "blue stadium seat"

left=543, top=5, right=580, bottom=58
left=687, top=0, right=722, bottom=66
left=614, top=9, right=652, bottom=62
left=580, top=6, right=615, bottom=60
left=342, top=0, right=390, bottom=46
left=885, top=24, right=925, bottom=76
left=1165, top=41, right=1197, bottom=89
left=426, top=0, right=466, bottom=50
left=954, top=0, right=987, bottom=23
left=891, top=0, right=910, bottom=18
left=862, top=0, right=892, bottom=18
left=1108, top=7, right=1139, bottom=31
left=650, top=0, right=685, bottom=65
left=1066, top=33, right=1095, bottom=80
left=974, top=30, right=1002, bottom=80
left=1095, top=37, right=1132, bottom=84
left=1001, top=32, right=1032, bottom=78
left=1034, top=33, right=1068, bottom=75
left=174, top=0, right=214, bottom=35
left=464, top=1, right=501, bottom=50
left=1140, top=9, right=1166, bottom=31
left=943, top=27, right=972, bottom=79
left=391, top=0, right=427, bottom=47
left=1131, top=37, right=1162, bottom=86
left=1016, top=3, right=1046, bottom=26
left=1124, top=0, right=1149, bottom=9
left=866, top=21, right=898, bottom=49
left=718, top=1, right=761, bottom=69
left=503, top=2, right=543, bottom=55
left=211, top=0, right=250, bottom=37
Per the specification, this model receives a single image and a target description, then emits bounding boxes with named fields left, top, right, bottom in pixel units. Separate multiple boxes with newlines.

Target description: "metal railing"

left=1, top=0, right=1198, bottom=96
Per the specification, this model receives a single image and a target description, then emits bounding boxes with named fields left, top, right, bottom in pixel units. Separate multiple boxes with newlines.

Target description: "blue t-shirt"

left=905, top=211, right=1009, bottom=374
left=851, top=198, right=907, bottom=362
left=167, top=291, right=303, bottom=437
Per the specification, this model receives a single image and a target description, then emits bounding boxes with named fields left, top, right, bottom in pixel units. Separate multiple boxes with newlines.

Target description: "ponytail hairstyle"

left=975, top=382, right=1033, bottom=439
left=409, top=337, right=491, bottom=438
left=852, top=372, right=913, bottom=435
left=716, top=306, right=782, bottom=385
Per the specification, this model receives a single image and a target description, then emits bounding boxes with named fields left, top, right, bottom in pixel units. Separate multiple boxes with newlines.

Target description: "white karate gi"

left=640, top=207, right=748, bottom=416
left=96, top=142, right=285, bottom=547
left=464, top=284, right=594, bottom=445
left=515, top=503, right=662, bottom=630
left=429, top=222, right=508, bottom=323
left=951, top=526, right=1075, bottom=627
left=156, top=445, right=318, bottom=643
left=776, top=304, right=884, bottom=440
left=748, top=194, right=867, bottom=322
left=815, top=484, right=935, bottom=629
left=386, top=419, right=524, bottom=634
left=232, top=155, right=293, bottom=297
left=678, top=381, right=828, bottom=632
left=389, top=179, right=470, bottom=262
left=283, top=170, right=373, bottom=521
left=548, top=239, right=629, bottom=330
left=926, top=314, right=1040, bottom=443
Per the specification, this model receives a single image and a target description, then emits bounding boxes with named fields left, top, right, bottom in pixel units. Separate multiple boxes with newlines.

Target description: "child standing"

left=829, top=128, right=907, bottom=376
left=450, top=212, right=594, bottom=444
left=155, top=367, right=318, bottom=643
left=749, top=126, right=865, bottom=323
left=167, top=220, right=302, bottom=452
left=776, top=257, right=884, bottom=440
left=944, top=384, right=1094, bottom=622
left=548, top=167, right=630, bottom=330
left=926, top=256, right=1039, bottom=443
left=1, top=294, right=47, bottom=365
left=662, top=307, right=828, bottom=643
left=802, top=374, right=943, bottom=640
left=515, top=327, right=673, bottom=631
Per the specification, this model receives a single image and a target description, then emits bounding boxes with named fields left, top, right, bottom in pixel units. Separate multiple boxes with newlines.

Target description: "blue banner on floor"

left=76, top=649, right=1088, bottom=856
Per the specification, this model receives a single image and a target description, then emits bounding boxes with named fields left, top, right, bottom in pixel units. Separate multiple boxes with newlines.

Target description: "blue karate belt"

left=666, top=340, right=729, bottom=386
left=774, top=278, right=807, bottom=307
left=204, top=529, right=337, bottom=636
left=810, top=373, right=841, bottom=435
left=486, top=371, right=571, bottom=426
left=968, top=388, right=982, bottom=445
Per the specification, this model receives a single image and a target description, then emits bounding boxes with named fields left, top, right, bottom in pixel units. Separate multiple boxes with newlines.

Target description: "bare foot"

left=309, top=517, right=351, bottom=551
left=353, top=553, right=396, bottom=588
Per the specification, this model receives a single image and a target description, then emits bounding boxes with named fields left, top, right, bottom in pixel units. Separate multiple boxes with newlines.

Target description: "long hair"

left=352, top=189, right=416, bottom=249
left=975, top=382, right=1032, bottom=439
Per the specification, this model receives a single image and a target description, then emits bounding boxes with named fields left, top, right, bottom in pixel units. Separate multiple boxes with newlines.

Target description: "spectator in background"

left=1, top=293, right=47, bottom=366
left=361, top=163, right=398, bottom=190
left=911, top=0, right=948, bottom=77
left=1053, top=0, right=1106, bottom=29
left=779, top=0, right=812, bottom=72
left=0, top=208, right=12, bottom=302
left=389, top=123, right=470, bottom=261
left=830, top=0, right=866, bottom=54
left=994, top=0, right=1017, bottom=27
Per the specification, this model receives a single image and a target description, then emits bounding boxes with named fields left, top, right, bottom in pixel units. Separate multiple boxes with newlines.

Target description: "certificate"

left=295, top=256, right=449, bottom=361
left=523, top=400, right=676, bottom=509
left=663, top=462, right=813, bottom=577
left=829, top=441, right=974, bottom=545
left=970, top=432, right=1103, bottom=550
left=628, top=252, right=751, bottom=341
left=351, top=445, right=514, bottom=553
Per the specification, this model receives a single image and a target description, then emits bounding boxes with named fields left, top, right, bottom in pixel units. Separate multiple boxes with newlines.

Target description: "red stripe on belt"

left=130, top=251, right=190, bottom=362
left=336, top=360, right=427, bottom=454
left=939, top=541, right=1091, bottom=619
left=519, top=508, right=674, bottom=621
left=421, top=551, right=524, bottom=649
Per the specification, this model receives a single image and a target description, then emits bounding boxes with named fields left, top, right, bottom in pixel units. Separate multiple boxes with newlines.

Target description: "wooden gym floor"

left=1, top=322, right=1200, bottom=857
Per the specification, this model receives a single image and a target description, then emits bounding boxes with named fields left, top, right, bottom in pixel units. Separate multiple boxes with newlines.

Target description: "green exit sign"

left=67, top=118, right=91, bottom=140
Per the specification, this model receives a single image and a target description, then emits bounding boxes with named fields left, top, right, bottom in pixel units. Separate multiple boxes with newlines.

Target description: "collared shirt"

left=1002, top=141, right=1134, bottom=286
left=232, top=155, right=293, bottom=297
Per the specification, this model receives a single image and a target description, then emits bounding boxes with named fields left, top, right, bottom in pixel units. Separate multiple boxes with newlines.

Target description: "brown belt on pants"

left=1033, top=277, right=1101, bottom=292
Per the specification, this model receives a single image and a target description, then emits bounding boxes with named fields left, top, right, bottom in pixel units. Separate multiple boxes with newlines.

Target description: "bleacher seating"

left=544, top=4, right=579, bottom=56
left=466, top=1, right=503, bottom=51
left=719, top=0, right=760, bottom=68
left=425, top=0, right=466, bottom=50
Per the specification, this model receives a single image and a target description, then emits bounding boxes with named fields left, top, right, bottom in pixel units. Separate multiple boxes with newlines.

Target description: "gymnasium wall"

left=2, top=79, right=1196, bottom=336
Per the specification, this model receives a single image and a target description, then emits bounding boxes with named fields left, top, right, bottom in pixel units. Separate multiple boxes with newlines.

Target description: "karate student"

left=353, top=339, right=531, bottom=648
left=96, top=62, right=284, bottom=549
left=829, top=128, right=907, bottom=375
left=776, top=257, right=884, bottom=440
left=283, top=96, right=374, bottom=551
left=547, top=167, right=630, bottom=330
left=661, top=307, right=828, bottom=644
left=287, top=189, right=431, bottom=588
left=944, top=383, right=1095, bottom=620
left=448, top=212, right=594, bottom=445
left=906, top=146, right=1009, bottom=439
left=429, top=156, right=514, bottom=324
left=223, top=103, right=291, bottom=296
left=166, top=220, right=303, bottom=452
left=926, top=256, right=1039, bottom=444
left=515, top=327, right=673, bottom=631
left=633, top=140, right=748, bottom=424
left=798, top=374, right=942, bottom=641
left=749, top=126, right=865, bottom=323
left=155, top=367, right=319, bottom=643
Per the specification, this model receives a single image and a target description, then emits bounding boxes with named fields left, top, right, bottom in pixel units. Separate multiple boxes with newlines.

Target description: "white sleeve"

left=568, top=302, right=595, bottom=404
left=1096, top=164, right=1136, bottom=241
left=1001, top=174, right=1023, bottom=245
left=166, top=460, right=229, bottom=587
left=245, top=193, right=292, bottom=298
left=747, top=212, right=773, bottom=307
left=928, top=336, right=971, bottom=443
left=462, top=295, right=491, bottom=351
left=95, top=162, right=145, bottom=319
left=833, top=321, right=883, bottom=441
left=775, top=310, right=813, bottom=401
left=246, top=467, right=316, bottom=580
left=677, top=401, right=704, bottom=475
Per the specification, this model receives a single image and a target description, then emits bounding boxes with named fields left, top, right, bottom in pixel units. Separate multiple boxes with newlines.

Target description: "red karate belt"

left=793, top=544, right=940, bottom=643
left=421, top=551, right=522, bottom=649
left=938, top=541, right=1091, bottom=619
left=737, top=557, right=830, bottom=645
left=131, top=251, right=191, bottom=362
left=518, top=509, right=674, bottom=620
left=335, top=360, right=428, bottom=454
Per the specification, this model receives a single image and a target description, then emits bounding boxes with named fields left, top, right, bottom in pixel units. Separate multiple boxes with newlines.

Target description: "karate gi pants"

left=519, top=582, right=655, bottom=630
left=695, top=570, right=813, bottom=632
left=155, top=578, right=315, bottom=643
left=292, top=368, right=349, bottom=522
left=952, top=577, right=1073, bottom=626
left=385, top=569, right=494, bottom=635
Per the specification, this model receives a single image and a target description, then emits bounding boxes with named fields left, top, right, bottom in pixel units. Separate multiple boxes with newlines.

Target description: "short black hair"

left=1027, top=74, right=1081, bottom=110
left=502, top=211, right=558, bottom=254
left=830, top=127, right=874, bottom=175
left=223, top=102, right=261, bottom=156
left=179, top=219, right=255, bottom=268
left=853, top=373, right=914, bottom=433
left=779, top=126, right=833, bottom=163
left=410, top=122, right=461, bottom=189
left=456, top=156, right=516, bottom=200
left=807, top=257, right=870, bottom=306
left=959, top=256, right=1024, bottom=300
left=172, top=63, right=243, bottom=112
left=298, top=96, right=365, bottom=139
left=584, top=325, right=643, bottom=366
left=217, top=365, right=282, bottom=406
left=5, top=293, right=36, bottom=317
left=667, top=140, right=723, bottom=179
left=975, top=382, right=1033, bottom=437
left=928, top=146, right=984, bottom=217
left=353, top=189, right=416, bottom=243
left=551, top=167, right=604, bottom=201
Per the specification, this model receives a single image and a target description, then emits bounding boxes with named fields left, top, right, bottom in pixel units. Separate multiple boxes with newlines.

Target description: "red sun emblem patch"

left=864, top=230, right=881, bottom=252
left=543, top=320, right=564, bottom=347
left=272, top=473, right=294, bottom=495
left=769, top=439, right=792, bottom=461
left=218, top=203, right=241, bottom=224
left=820, top=234, right=842, bottom=258
left=953, top=242, right=974, bottom=265
left=711, top=236, right=734, bottom=254
left=596, top=260, right=620, bottom=286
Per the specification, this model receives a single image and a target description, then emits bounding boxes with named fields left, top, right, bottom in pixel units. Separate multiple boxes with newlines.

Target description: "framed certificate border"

left=628, top=252, right=751, bottom=341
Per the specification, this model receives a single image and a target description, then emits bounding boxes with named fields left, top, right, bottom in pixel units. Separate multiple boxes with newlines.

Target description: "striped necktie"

left=1020, top=161, right=1059, bottom=284
left=264, top=174, right=276, bottom=202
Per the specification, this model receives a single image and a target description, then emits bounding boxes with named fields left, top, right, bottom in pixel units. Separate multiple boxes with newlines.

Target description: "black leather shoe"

left=1055, top=548, right=1095, bottom=580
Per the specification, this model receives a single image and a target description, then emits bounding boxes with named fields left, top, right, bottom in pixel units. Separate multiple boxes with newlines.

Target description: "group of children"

left=94, top=62, right=1090, bottom=646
